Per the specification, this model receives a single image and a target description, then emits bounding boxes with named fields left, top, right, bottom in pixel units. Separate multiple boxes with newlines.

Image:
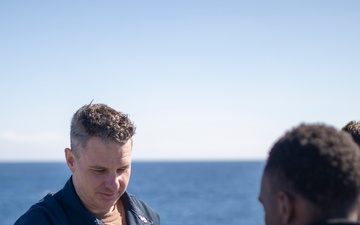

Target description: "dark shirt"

left=310, top=220, right=360, bottom=225
left=14, top=177, right=160, bottom=225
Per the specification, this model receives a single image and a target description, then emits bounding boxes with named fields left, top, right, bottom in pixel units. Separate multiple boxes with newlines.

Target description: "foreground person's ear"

left=277, top=191, right=294, bottom=225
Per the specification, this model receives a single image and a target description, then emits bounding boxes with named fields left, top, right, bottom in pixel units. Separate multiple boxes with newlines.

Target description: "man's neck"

left=93, top=200, right=127, bottom=225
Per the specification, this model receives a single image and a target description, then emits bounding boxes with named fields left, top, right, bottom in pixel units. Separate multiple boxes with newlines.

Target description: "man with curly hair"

left=259, top=123, right=360, bottom=225
left=15, top=103, right=160, bottom=225
left=342, top=121, right=360, bottom=147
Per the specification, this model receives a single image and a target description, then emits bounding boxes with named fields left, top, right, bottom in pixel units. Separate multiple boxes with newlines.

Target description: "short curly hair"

left=265, top=123, right=360, bottom=215
left=70, top=103, right=136, bottom=156
left=342, top=121, right=360, bottom=147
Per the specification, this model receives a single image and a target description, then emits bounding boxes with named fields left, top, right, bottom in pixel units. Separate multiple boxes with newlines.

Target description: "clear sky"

left=1, top=1, right=360, bottom=162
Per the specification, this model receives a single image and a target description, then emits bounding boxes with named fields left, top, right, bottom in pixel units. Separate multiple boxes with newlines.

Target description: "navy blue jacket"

left=14, top=177, right=160, bottom=225
left=311, top=223, right=360, bottom=225
left=310, top=221, right=360, bottom=225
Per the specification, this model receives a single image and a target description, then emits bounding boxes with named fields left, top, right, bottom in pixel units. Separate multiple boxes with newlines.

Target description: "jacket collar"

left=56, top=176, right=153, bottom=225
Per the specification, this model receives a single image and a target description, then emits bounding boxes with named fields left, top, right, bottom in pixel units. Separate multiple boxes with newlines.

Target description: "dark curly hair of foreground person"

left=264, top=123, right=360, bottom=215
left=342, top=120, right=360, bottom=147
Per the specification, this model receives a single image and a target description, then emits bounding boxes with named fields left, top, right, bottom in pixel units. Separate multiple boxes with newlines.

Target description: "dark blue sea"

left=0, top=161, right=265, bottom=225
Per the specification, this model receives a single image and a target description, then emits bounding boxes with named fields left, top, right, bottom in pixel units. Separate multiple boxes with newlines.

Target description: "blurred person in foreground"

left=15, top=103, right=160, bottom=225
left=258, top=123, right=360, bottom=225
left=342, top=121, right=360, bottom=147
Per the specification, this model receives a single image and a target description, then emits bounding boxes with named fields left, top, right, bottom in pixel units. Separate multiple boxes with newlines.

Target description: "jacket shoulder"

left=14, top=193, right=70, bottom=225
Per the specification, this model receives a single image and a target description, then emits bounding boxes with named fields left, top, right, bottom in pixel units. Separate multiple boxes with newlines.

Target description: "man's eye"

left=93, top=169, right=105, bottom=173
left=117, top=168, right=125, bottom=173
left=117, top=167, right=129, bottom=173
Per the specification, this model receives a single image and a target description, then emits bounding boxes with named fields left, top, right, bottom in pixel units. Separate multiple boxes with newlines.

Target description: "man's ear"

left=277, top=191, right=294, bottom=225
left=65, top=148, right=76, bottom=173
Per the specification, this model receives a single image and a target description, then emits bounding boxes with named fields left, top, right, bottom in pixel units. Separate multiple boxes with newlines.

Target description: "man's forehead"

left=261, top=172, right=268, bottom=185
left=261, top=171, right=276, bottom=193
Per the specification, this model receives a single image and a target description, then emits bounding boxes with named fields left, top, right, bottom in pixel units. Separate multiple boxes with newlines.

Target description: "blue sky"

left=1, top=1, right=360, bottom=161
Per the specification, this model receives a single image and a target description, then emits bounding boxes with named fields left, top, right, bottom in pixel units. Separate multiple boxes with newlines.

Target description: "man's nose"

left=105, top=172, right=121, bottom=191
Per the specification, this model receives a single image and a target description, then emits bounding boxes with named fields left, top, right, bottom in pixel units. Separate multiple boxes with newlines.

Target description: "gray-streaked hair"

left=70, top=103, right=136, bottom=157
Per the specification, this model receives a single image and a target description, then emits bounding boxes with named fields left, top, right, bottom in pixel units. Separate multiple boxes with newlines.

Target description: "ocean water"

left=0, top=161, right=265, bottom=225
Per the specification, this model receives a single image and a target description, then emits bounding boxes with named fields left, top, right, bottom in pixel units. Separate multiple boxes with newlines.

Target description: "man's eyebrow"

left=89, top=165, right=106, bottom=169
